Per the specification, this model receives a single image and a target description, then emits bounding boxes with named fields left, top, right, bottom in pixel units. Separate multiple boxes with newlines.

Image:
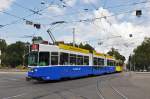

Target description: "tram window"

left=109, top=60, right=112, bottom=66
left=60, top=53, right=69, bottom=65
left=70, top=54, right=76, bottom=65
left=107, top=60, right=110, bottom=66
left=113, top=61, right=116, bottom=66
left=28, top=52, right=38, bottom=66
left=107, top=60, right=114, bottom=66
left=39, top=52, right=49, bottom=66
left=94, top=57, right=98, bottom=66
left=98, top=58, right=104, bottom=66
left=111, top=61, right=114, bottom=66
left=111, top=61, right=113, bottom=66
left=84, top=56, right=89, bottom=65
left=51, top=52, right=58, bottom=55
left=102, top=59, right=104, bottom=65
left=51, top=52, right=58, bottom=65
left=98, top=58, right=101, bottom=65
left=77, top=55, right=83, bottom=65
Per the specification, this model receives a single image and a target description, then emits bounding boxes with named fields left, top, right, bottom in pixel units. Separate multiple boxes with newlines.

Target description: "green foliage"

left=32, top=36, right=43, bottom=44
left=1, top=41, right=29, bottom=68
left=66, top=42, right=95, bottom=52
left=79, top=43, right=95, bottom=52
left=0, top=39, right=7, bottom=66
left=129, top=37, right=150, bottom=71
left=0, top=39, right=7, bottom=52
left=8, top=41, right=28, bottom=67
left=66, top=43, right=79, bottom=47
left=107, top=48, right=126, bottom=63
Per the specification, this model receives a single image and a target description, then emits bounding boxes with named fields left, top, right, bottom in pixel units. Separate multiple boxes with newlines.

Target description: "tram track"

left=96, top=75, right=128, bottom=99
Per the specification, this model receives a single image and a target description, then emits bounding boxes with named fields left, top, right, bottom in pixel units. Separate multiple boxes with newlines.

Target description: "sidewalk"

left=0, top=68, right=28, bottom=72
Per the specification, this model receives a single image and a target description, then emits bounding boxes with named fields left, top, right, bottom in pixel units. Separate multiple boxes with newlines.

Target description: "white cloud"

left=48, top=5, right=64, bottom=15
left=57, top=7, right=150, bottom=60
left=82, top=0, right=98, bottom=4
left=64, top=0, right=76, bottom=7
left=0, top=0, right=14, bottom=11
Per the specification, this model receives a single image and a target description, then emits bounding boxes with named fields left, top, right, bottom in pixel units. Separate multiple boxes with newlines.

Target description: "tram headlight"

left=29, top=68, right=38, bottom=72
left=34, top=69, right=38, bottom=72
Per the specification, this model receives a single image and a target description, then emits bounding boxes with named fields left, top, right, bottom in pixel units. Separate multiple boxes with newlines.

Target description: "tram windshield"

left=28, top=52, right=50, bottom=66
left=28, top=52, right=38, bottom=66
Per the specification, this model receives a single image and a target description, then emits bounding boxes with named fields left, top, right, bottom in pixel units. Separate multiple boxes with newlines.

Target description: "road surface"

left=0, top=72, right=150, bottom=99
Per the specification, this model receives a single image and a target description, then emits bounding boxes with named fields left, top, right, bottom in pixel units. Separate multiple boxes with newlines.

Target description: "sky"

left=0, top=0, right=150, bottom=59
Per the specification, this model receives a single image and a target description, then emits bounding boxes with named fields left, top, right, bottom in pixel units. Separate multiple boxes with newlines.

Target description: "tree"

left=0, top=39, right=7, bottom=51
left=79, top=43, right=95, bottom=52
left=107, top=48, right=126, bottom=63
left=5, top=41, right=28, bottom=67
left=0, top=39, right=7, bottom=66
left=32, top=36, right=43, bottom=44
left=66, top=42, right=95, bottom=52
left=129, top=37, right=150, bottom=71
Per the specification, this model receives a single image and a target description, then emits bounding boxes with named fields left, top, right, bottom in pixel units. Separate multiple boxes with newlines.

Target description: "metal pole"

left=28, top=45, right=30, bottom=53
left=73, top=28, right=75, bottom=47
left=0, top=50, right=1, bottom=66
left=129, top=54, right=132, bottom=71
left=134, top=57, right=135, bottom=71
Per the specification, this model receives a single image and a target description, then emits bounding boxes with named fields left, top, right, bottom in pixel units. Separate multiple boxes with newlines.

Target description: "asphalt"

left=0, top=72, right=150, bottom=99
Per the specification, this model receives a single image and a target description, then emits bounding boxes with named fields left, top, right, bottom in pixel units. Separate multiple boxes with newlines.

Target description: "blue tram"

left=26, top=43, right=121, bottom=81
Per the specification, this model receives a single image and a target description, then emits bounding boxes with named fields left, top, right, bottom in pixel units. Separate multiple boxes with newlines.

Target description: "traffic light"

left=136, top=10, right=142, bottom=17
left=34, top=24, right=41, bottom=29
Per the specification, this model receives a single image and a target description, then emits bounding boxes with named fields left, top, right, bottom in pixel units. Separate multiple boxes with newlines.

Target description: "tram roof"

left=93, top=51, right=105, bottom=58
left=58, top=44, right=90, bottom=54
left=93, top=51, right=115, bottom=60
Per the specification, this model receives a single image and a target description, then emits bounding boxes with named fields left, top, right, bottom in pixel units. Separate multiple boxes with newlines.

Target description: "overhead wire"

left=61, top=5, right=150, bottom=24
left=34, top=0, right=150, bottom=24
left=87, top=0, right=98, bottom=10
left=13, top=2, right=42, bottom=15
left=106, top=0, right=150, bottom=9
left=103, top=0, right=107, bottom=9
left=0, top=0, right=55, bottom=29
left=36, top=4, right=150, bottom=29
left=1, top=0, right=150, bottom=29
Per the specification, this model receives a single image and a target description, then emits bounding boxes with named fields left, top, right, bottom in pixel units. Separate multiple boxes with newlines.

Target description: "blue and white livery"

left=27, top=43, right=117, bottom=81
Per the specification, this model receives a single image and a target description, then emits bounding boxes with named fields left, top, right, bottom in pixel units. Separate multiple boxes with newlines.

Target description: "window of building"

left=84, top=56, right=89, bottom=65
left=70, top=54, right=76, bottom=65
left=60, top=52, right=69, bottom=65
left=51, top=52, right=59, bottom=65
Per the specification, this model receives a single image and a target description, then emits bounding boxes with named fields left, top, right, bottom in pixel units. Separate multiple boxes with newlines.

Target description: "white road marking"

left=0, top=72, right=26, bottom=74
left=9, top=78, right=18, bottom=81
left=2, top=93, right=26, bottom=99
left=0, top=78, right=19, bottom=82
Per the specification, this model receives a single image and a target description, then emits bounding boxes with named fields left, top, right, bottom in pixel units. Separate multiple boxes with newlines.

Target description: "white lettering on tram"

left=72, top=68, right=81, bottom=71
